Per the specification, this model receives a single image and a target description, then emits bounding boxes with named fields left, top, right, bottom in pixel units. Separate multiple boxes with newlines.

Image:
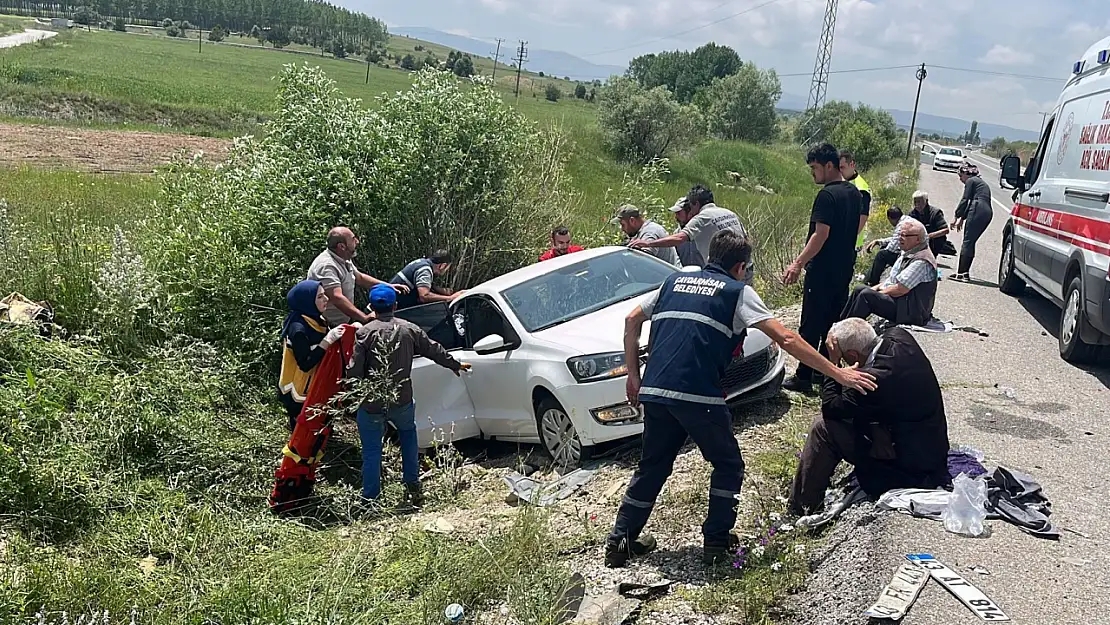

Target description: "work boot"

left=782, top=375, right=813, bottom=394
left=404, top=482, right=425, bottom=508
left=703, top=534, right=742, bottom=566
left=604, top=533, right=658, bottom=568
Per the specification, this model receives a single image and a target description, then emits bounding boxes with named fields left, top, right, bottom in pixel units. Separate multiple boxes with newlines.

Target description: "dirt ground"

left=0, top=122, right=231, bottom=172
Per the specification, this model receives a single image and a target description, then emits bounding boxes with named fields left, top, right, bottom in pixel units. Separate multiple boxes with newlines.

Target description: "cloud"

left=477, top=0, right=511, bottom=13
left=980, top=44, right=1034, bottom=67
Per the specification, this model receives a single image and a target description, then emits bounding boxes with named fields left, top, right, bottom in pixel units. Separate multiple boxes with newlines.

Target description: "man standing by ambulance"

left=605, top=230, right=877, bottom=568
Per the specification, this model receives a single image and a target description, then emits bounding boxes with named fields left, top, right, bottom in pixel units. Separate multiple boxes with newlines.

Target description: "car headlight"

left=591, top=403, right=642, bottom=424
left=567, top=352, right=628, bottom=383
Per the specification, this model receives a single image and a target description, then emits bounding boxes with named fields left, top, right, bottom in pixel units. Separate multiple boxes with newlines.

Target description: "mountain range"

left=777, top=92, right=1040, bottom=142
left=391, top=27, right=624, bottom=82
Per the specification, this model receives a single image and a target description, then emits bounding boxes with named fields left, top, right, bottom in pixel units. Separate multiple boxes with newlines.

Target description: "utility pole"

left=513, top=40, right=527, bottom=98
left=906, top=63, right=927, bottom=158
left=806, top=0, right=838, bottom=111
left=491, top=38, right=504, bottom=82
left=198, top=25, right=203, bottom=53
left=1038, top=111, right=1049, bottom=138
left=366, top=55, right=371, bottom=84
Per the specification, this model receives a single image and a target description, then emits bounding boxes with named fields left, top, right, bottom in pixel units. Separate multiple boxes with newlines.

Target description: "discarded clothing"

left=947, top=449, right=987, bottom=479
left=904, top=317, right=953, bottom=333
left=986, top=466, right=1059, bottom=539
left=796, top=484, right=868, bottom=530
left=504, top=467, right=597, bottom=507
left=876, top=488, right=951, bottom=519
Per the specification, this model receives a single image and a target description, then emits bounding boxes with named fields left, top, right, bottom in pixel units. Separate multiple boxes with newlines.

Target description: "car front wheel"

left=1060, top=276, right=1101, bottom=364
left=535, top=396, right=591, bottom=468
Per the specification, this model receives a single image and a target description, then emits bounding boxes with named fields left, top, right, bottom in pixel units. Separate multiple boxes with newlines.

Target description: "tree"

left=161, top=17, right=173, bottom=27
left=365, top=44, right=385, bottom=64
left=266, top=25, right=291, bottom=48
left=793, top=101, right=899, bottom=169
left=249, top=24, right=262, bottom=43
left=400, top=54, right=417, bottom=70
left=700, top=63, right=781, bottom=143
left=538, top=71, right=545, bottom=78
left=574, top=84, right=587, bottom=99
left=73, top=6, right=99, bottom=25
left=627, top=42, right=742, bottom=104
left=597, top=76, right=705, bottom=163
left=452, top=55, right=474, bottom=78
left=112, top=16, right=125, bottom=31
left=545, top=84, right=561, bottom=102
left=963, top=120, right=980, bottom=145
left=208, top=24, right=227, bottom=42
left=328, top=38, right=347, bottom=58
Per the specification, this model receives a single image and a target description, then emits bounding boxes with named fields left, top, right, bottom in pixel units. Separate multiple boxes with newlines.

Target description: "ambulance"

left=1000, top=35, right=1110, bottom=363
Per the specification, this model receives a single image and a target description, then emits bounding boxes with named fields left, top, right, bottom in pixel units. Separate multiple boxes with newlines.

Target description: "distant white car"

left=933, top=147, right=966, bottom=172
left=396, top=246, right=786, bottom=466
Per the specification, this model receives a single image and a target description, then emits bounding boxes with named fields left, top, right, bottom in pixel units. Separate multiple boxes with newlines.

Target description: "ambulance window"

left=1024, top=117, right=1054, bottom=187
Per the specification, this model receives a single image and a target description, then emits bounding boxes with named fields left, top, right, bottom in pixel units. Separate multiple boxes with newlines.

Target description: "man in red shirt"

left=539, top=225, right=585, bottom=261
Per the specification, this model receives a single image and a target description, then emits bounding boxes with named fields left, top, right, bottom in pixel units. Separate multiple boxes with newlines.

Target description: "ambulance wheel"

left=536, top=396, right=591, bottom=469
left=1060, top=277, right=1101, bottom=364
left=998, top=232, right=1025, bottom=296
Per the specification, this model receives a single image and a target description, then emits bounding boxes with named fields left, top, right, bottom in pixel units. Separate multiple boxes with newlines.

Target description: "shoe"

left=404, top=482, right=425, bottom=508
left=703, top=534, right=742, bottom=565
left=950, top=272, right=969, bottom=282
left=604, top=533, right=657, bottom=568
left=782, top=375, right=813, bottom=394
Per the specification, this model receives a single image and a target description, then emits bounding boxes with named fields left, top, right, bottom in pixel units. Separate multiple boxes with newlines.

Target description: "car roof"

left=470, top=246, right=631, bottom=295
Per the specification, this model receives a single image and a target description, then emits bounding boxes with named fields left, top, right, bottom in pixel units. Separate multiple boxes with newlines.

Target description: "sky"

left=361, top=0, right=1110, bottom=131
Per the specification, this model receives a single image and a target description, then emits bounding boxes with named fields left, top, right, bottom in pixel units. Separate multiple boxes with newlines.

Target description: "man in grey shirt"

left=307, top=226, right=408, bottom=327
left=631, top=185, right=751, bottom=279
left=612, top=204, right=679, bottom=266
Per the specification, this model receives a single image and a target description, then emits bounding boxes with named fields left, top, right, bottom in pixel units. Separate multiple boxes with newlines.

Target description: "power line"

left=928, top=65, right=1064, bottom=83
left=778, top=64, right=919, bottom=78
left=582, top=0, right=791, bottom=58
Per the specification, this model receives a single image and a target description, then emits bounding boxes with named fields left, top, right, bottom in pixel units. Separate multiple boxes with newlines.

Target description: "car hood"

left=935, top=154, right=963, bottom=161
left=529, top=292, right=775, bottom=356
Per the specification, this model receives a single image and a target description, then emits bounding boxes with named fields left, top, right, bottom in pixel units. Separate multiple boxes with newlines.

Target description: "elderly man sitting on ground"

left=788, top=318, right=950, bottom=516
left=842, top=218, right=938, bottom=327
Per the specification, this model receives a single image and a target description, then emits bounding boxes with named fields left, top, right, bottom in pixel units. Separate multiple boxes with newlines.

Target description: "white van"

left=1000, top=35, right=1110, bottom=363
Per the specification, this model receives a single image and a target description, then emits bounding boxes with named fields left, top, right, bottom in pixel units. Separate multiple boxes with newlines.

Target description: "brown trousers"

left=789, top=416, right=895, bottom=515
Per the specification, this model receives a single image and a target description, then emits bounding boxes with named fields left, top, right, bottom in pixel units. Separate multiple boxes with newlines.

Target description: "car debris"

left=906, top=554, right=1011, bottom=621
left=503, top=467, right=598, bottom=507
left=863, top=561, right=929, bottom=620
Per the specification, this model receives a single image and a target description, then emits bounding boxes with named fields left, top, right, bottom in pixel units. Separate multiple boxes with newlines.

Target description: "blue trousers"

left=609, top=400, right=745, bottom=547
left=355, top=403, right=419, bottom=500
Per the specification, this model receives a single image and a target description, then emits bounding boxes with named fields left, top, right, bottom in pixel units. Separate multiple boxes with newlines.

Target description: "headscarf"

left=281, top=280, right=324, bottom=342
left=958, top=163, right=979, bottom=177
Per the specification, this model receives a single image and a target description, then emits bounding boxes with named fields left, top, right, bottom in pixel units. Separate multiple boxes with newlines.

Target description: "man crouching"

left=788, top=318, right=950, bottom=516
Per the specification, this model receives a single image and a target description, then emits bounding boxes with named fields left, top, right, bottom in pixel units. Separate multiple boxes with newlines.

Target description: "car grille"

left=721, top=350, right=772, bottom=394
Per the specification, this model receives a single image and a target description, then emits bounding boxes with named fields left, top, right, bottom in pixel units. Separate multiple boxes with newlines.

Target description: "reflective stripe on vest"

left=851, top=174, right=871, bottom=248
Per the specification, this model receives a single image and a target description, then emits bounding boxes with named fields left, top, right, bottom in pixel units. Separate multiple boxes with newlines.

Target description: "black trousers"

left=842, top=284, right=897, bottom=323
left=865, top=249, right=899, bottom=287
left=796, top=270, right=851, bottom=382
left=958, top=207, right=993, bottom=275
left=609, top=400, right=744, bottom=547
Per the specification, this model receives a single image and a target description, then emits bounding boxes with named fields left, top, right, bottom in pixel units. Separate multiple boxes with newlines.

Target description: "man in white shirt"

left=612, top=204, right=679, bottom=266
left=631, top=185, right=750, bottom=279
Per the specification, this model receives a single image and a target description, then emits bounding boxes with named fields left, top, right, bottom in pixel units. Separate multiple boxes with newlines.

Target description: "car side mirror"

left=474, top=333, right=508, bottom=355
left=1001, top=155, right=1024, bottom=190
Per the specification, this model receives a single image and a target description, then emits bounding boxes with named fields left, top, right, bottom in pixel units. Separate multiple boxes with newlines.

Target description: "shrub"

left=166, top=24, right=181, bottom=37
left=700, top=64, right=781, bottom=143
left=179, top=20, right=193, bottom=31
left=794, top=101, right=900, bottom=170
left=208, top=24, right=227, bottom=41
left=92, top=227, right=163, bottom=358
left=266, top=25, right=291, bottom=48
left=147, top=65, right=574, bottom=367
left=545, top=83, right=560, bottom=102
left=452, top=54, right=474, bottom=78
left=574, top=84, right=586, bottom=99
left=597, top=76, right=704, bottom=163
left=160, top=17, right=173, bottom=27
left=400, top=53, right=416, bottom=70
left=72, top=6, right=99, bottom=25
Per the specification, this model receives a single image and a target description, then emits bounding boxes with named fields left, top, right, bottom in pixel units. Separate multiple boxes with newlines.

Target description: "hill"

left=391, top=27, right=624, bottom=82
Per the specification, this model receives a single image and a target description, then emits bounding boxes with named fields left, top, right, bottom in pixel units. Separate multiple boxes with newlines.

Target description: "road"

left=0, top=29, right=57, bottom=49
left=851, top=152, right=1110, bottom=624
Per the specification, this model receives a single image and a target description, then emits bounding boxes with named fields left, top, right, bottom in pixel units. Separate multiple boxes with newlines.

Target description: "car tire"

left=535, top=396, right=592, bottom=468
left=998, top=232, right=1026, bottom=296
left=1059, top=276, right=1101, bottom=364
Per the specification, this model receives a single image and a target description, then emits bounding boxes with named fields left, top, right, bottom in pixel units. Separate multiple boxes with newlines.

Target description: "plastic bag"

left=943, top=473, right=989, bottom=537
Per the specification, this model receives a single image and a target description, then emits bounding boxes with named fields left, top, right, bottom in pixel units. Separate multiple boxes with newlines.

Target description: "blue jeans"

left=355, top=403, right=419, bottom=500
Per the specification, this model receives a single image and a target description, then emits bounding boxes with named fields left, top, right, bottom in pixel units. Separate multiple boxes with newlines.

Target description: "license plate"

left=906, top=554, right=1011, bottom=621
left=863, top=562, right=929, bottom=620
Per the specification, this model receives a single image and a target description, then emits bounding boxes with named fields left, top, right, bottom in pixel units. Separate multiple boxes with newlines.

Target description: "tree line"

left=0, top=0, right=388, bottom=52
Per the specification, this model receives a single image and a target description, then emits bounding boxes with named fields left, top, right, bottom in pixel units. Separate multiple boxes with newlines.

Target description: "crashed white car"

left=932, top=147, right=966, bottom=172
left=396, top=246, right=786, bottom=466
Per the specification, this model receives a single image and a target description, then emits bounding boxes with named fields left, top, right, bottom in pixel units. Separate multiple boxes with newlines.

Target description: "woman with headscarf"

left=278, top=280, right=345, bottom=430
left=952, top=163, right=993, bottom=281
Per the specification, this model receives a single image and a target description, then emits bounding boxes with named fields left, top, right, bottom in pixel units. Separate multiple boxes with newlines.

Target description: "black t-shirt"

left=807, top=180, right=862, bottom=274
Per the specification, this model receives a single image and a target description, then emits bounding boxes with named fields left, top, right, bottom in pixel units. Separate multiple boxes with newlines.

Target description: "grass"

left=0, top=13, right=32, bottom=35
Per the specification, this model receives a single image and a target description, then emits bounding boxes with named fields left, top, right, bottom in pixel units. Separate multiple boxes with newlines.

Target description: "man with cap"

left=348, top=284, right=472, bottom=506
left=606, top=230, right=877, bottom=568
left=613, top=204, right=679, bottom=266
left=390, top=249, right=465, bottom=310
left=669, top=197, right=705, bottom=267
left=631, top=185, right=749, bottom=278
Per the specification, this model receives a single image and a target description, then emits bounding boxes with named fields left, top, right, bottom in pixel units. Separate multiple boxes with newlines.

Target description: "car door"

left=451, top=294, right=537, bottom=441
left=1014, top=114, right=1063, bottom=293
left=394, top=302, right=480, bottom=448
left=921, top=145, right=936, bottom=166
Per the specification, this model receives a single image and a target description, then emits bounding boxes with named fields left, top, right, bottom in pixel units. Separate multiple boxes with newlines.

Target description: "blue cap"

left=369, top=284, right=397, bottom=311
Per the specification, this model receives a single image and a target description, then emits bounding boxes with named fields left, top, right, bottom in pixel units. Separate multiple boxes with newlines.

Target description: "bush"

left=545, top=83, right=560, bottom=102
left=266, top=25, right=291, bottom=48
left=452, top=54, right=474, bottom=78
left=147, top=65, right=574, bottom=366
left=597, top=76, right=704, bottom=163
left=160, top=17, right=173, bottom=27
left=574, top=84, right=586, bottom=99
left=700, top=64, right=781, bottom=143
left=208, top=24, right=227, bottom=42
left=111, top=16, right=126, bottom=31
left=179, top=20, right=193, bottom=31
left=795, top=101, right=900, bottom=170
left=400, top=53, right=416, bottom=70
left=166, top=24, right=181, bottom=37
left=72, top=6, right=99, bottom=25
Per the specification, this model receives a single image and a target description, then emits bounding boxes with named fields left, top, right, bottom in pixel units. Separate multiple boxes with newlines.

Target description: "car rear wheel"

left=536, top=397, right=591, bottom=469
left=998, top=233, right=1026, bottom=295
left=1060, top=276, right=1101, bottom=364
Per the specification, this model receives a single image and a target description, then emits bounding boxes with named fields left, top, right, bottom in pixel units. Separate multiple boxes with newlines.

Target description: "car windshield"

left=939, top=148, right=962, bottom=156
left=501, top=250, right=675, bottom=332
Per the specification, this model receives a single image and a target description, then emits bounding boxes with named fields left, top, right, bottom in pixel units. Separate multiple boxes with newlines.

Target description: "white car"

left=396, top=246, right=786, bottom=466
left=932, top=147, right=966, bottom=172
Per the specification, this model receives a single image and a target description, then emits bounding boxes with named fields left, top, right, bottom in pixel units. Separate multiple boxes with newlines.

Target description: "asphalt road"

left=865, top=154, right=1110, bottom=624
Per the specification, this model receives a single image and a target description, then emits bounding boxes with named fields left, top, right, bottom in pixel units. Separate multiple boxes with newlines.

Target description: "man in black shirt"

left=783, top=143, right=863, bottom=393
